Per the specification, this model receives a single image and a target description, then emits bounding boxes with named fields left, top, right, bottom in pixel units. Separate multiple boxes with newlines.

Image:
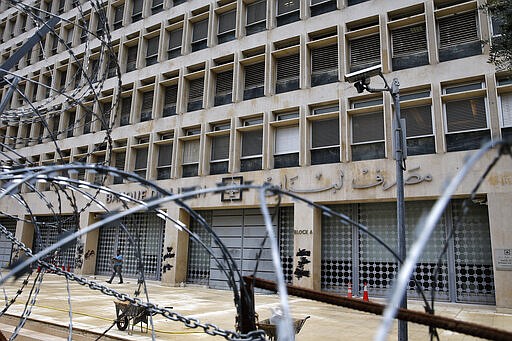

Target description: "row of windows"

left=0, top=0, right=486, bottom=79
left=4, top=3, right=489, bottom=118
left=5, top=76, right=512, bottom=183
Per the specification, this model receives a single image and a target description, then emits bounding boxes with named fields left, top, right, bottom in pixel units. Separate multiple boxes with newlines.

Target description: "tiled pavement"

left=0, top=274, right=511, bottom=340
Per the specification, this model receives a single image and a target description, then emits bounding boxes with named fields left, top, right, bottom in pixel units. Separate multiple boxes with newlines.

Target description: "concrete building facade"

left=1, top=0, right=512, bottom=311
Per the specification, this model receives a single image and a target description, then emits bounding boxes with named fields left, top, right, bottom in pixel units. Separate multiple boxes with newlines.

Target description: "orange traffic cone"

left=363, top=282, right=369, bottom=301
left=67, top=264, right=71, bottom=272
left=37, top=266, right=41, bottom=272
left=347, top=282, right=352, bottom=298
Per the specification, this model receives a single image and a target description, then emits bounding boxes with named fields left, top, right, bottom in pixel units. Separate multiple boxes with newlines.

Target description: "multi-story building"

left=1, top=0, right=512, bottom=311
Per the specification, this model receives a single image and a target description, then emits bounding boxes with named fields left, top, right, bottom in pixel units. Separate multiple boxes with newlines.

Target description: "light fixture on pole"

left=345, top=64, right=408, bottom=341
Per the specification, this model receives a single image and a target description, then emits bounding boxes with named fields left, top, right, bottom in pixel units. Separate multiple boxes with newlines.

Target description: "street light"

left=345, top=65, right=408, bottom=341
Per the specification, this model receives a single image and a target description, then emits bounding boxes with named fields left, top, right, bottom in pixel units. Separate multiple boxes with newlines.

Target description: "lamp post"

left=345, top=66, right=407, bottom=341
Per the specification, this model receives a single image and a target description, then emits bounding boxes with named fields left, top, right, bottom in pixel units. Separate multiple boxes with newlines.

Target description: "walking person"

left=107, top=249, right=123, bottom=284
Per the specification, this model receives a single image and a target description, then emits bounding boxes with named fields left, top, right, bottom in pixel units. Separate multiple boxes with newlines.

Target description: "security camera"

left=344, top=64, right=382, bottom=83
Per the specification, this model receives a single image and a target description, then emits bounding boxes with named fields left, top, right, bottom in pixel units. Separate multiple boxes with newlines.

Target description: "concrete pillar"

left=293, top=201, right=321, bottom=290
left=160, top=205, right=190, bottom=286
left=18, top=216, right=34, bottom=255
left=488, top=193, right=512, bottom=312
left=80, top=212, right=99, bottom=275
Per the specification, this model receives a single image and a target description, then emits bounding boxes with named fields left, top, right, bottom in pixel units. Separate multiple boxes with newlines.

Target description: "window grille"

left=402, top=105, right=435, bottom=156
left=141, top=91, right=153, bottom=122
left=391, top=24, right=428, bottom=70
left=187, top=211, right=212, bottom=285
left=146, top=36, right=159, bottom=66
left=218, top=10, right=236, bottom=43
left=246, top=0, right=266, bottom=35
left=134, top=147, right=148, bottom=179
left=183, top=139, right=199, bottom=177
left=126, top=46, right=137, bottom=72
left=438, top=11, right=481, bottom=62
left=276, top=54, right=299, bottom=93
left=311, top=118, right=339, bottom=165
left=132, top=0, right=143, bottom=22
left=351, top=112, right=384, bottom=161
left=244, top=62, right=265, bottom=100
left=349, top=34, right=380, bottom=72
left=215, top=70, right=233, bottom=106
left=163, top=85, right=178, bottom=116
left=275, top=125, right=299, bottom=168
left=168, top=29, right=182, bottom=59
left=279, top=207, right=294, bottom=284
left=157, top=143, right=172, bottom=179
left=120, top=96, right=131, bottom=126
left=210, top=135, right=229, bottom=174
left=311, top=44, right=338, bottom=86
left=34, top=216, right=78, bottom=270
left=187, top=78, right=204, bottom=112
left=192, top=19, right=208, bottom=51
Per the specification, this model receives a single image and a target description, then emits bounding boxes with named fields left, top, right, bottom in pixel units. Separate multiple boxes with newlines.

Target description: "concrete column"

left=293, top=201, right=321, bottom=290
left=160, top=205, right=190, bottom=286
left=488, top=193, right=512, bottom=312
left=80, top=212, right=99, bottom=275
left=18, top=216, right=34, bottom=255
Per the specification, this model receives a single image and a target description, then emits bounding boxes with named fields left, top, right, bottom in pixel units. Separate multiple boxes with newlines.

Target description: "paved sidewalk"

left=0, top=274, right=511, bottom=340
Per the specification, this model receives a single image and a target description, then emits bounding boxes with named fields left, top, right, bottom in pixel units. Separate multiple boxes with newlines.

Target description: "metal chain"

left=0, top=225, right=267, bottom=341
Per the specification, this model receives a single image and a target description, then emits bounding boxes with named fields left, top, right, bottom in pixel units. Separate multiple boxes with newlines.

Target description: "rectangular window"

left=151, top=0, right=163, bottom=14
left=210, top=135, right=229, bottom=174
left=168, top=28, right=183, bottom=59
left=157, top=143, right=172, bottom=179
left=134, top=147, right=148, bottom=179
left=275, top=125, right=299, bottom=168
left=214, top=70, right=233, bottom=106
left=132, top=0, right=143, bottom=22
left=66, top=112, right=75, bottom=138
left=187, top=77, right=204, bottom=112
left=182, top=139, right=199, bottom=177
left=310, top=0, right=337, bottom=17
left=246, top=0, right=266, bottom=35
left=192, top=19, right=208, bottom=52
left=276, top=53, right=299, bottom=93
left=391, top=24, right=428, bottom=70
left=120, top=96, right=131, bottom=126
left=444, top=97, right=489, bottom=152
left=401, top=105, right=435, bottom=156
left=113, top=151, right=126, bottom=184
left=437, top=11, right=481, bottom=62
left=101, top=102, right=111, bottom=131
left=83, top=109, right=92, bottom=134
left=311, top=118, right=339, bottom=165
left=113, top=5, right=124, bottom=30
left=351, top=112, right=385, bottom=161
left=349, top=34, right=380, bottom=72
left=241, top=129, right=262, bottom=172
left=163, top=85, right=178, bottom=117
left=126, top=45, right=137, bottom=72
left=146, top=36, right=159, bottom=66
left=218, top=10, right=236, bottom=44
left=140, top=91, right=153, bottom=122
left=311, top=44, right=338, bottom=86
left=348, top=0, right=370, bottom=5
left=276, top=0, right=300, bottom=26
left=244, top=62, right=265, bottom=100
left=500, top=93, right=512, bottom=142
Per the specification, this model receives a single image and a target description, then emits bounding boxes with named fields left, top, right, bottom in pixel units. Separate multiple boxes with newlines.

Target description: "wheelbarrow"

left=256, top=316, right=310, bottom=340
left=114, top=300, right=157, bottom=334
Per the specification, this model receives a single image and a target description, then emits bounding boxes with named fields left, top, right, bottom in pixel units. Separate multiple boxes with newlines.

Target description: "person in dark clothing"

left=106, top=249, right=123, bottom=284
